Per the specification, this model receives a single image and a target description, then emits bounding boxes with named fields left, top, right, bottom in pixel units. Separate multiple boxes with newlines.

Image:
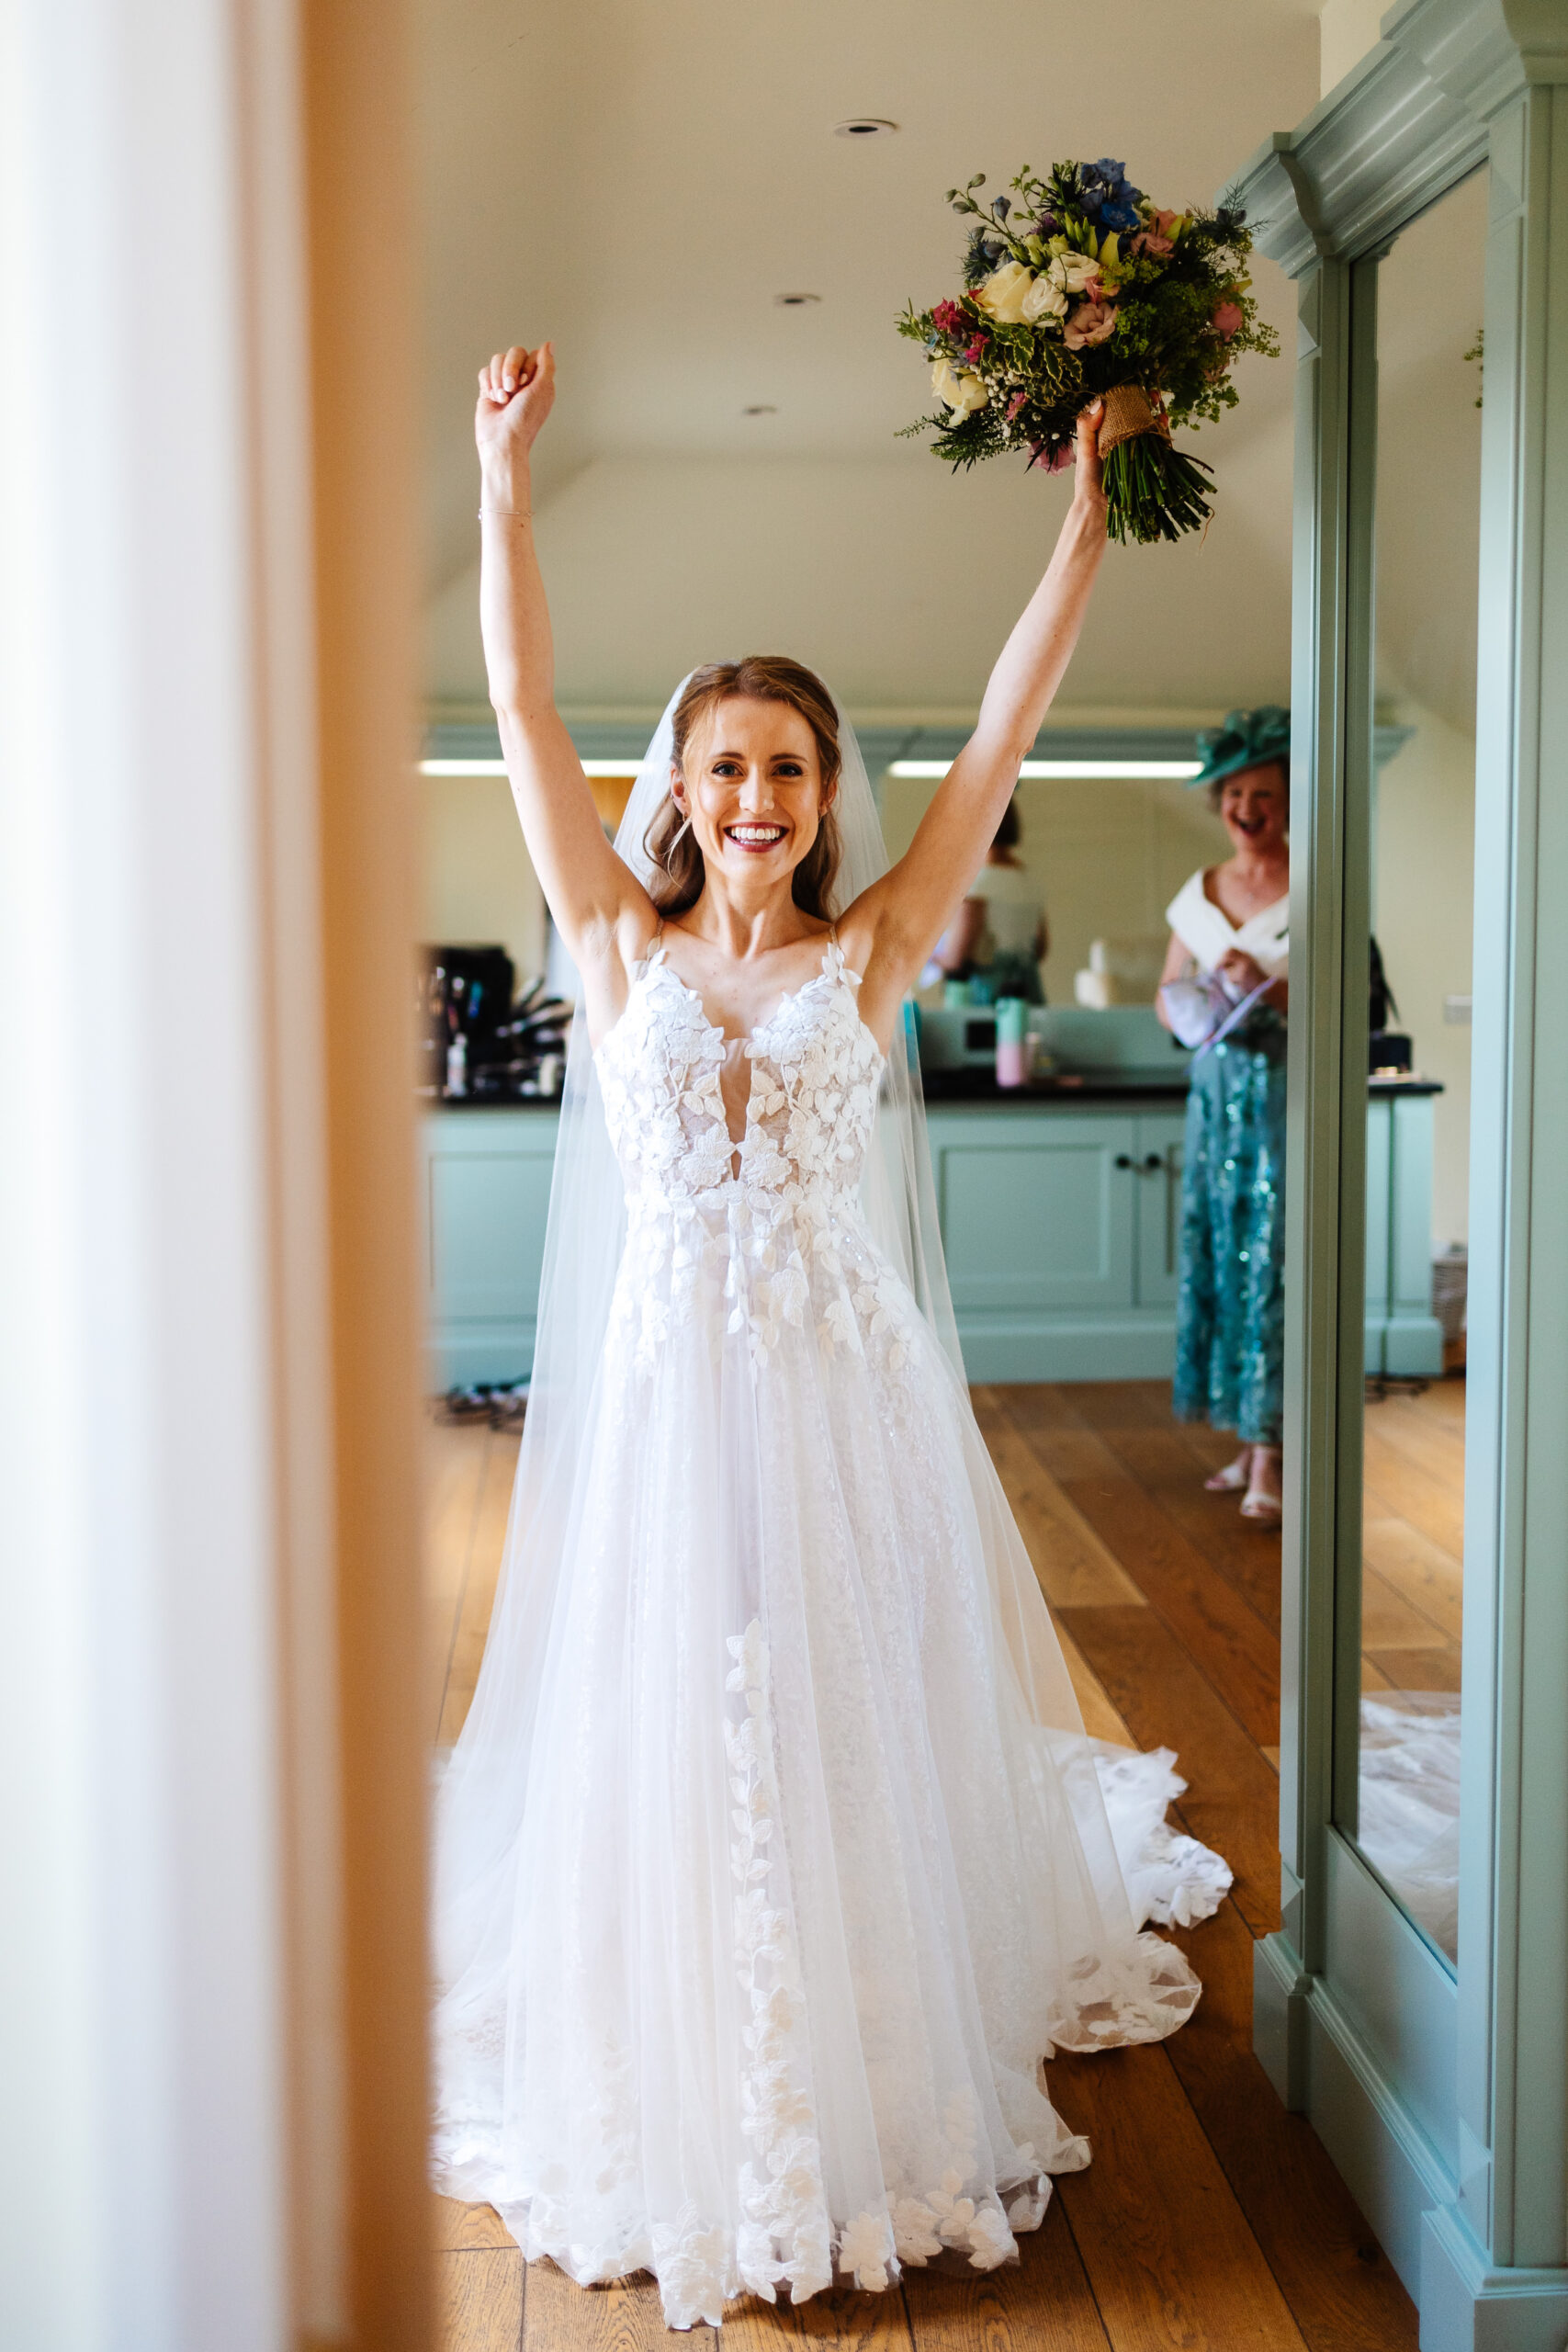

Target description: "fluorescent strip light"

left=888, top=758, right=1202, bottom=781
left=420, top=756, right=647, bottom=777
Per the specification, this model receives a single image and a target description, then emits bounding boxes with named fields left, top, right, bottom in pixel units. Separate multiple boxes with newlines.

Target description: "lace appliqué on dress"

left=594, top=945, right=913, bottom=1381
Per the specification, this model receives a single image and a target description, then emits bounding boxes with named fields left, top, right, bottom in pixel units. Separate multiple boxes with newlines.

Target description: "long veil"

left=435, top=683, right=968, bottom=1889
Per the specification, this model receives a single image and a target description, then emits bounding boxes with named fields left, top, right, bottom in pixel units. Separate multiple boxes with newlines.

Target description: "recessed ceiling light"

left=773, top=291, right=821, bottom=307
left=742, top=404, right=778, bottom=416
left=835, top=119, right=898, bottom=139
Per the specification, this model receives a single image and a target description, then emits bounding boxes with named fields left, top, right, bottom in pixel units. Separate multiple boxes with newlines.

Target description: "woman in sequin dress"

left=1156, top=710, right=1291, bottom=1525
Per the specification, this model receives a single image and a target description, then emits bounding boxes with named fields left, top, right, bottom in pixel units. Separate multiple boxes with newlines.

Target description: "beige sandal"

left=1240, top=1489, right=1282, bottom=1524
left=1205, top=1458, right=1250, bottom=1492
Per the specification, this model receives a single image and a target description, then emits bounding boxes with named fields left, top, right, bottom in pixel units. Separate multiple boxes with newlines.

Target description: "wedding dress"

left=432, top=688, right=1231, bottom=2331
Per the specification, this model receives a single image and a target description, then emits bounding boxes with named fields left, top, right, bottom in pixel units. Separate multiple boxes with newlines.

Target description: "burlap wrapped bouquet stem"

left=1097, top=383, right=1170, bottom=458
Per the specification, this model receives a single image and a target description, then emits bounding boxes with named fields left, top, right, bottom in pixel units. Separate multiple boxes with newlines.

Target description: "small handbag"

left=1159, top=970, right=1276, bottom=1057
left=1158, top=974, right=1232, bottom=1048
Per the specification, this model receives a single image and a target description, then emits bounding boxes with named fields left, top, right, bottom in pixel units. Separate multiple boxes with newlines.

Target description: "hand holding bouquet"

left=898, top=159, right=1278, bottom=544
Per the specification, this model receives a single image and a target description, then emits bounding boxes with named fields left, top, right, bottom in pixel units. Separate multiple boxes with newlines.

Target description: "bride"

left=433, top=340, right=1231, bottom=2330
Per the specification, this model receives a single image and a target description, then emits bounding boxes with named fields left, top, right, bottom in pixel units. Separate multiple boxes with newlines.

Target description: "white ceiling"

left=416, top=0, right=1324, bottom=719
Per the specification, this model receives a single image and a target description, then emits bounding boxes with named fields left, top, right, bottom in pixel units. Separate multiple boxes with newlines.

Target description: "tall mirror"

left=1339, top=167, right=1486, bottom=1967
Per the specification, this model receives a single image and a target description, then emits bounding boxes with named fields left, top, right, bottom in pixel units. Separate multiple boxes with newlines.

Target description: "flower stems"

left=1101, top=434, right=1215, bottom=545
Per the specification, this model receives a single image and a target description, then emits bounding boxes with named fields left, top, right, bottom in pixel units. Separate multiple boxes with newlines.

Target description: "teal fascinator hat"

left=1190, top=706, right=1292, bottom=790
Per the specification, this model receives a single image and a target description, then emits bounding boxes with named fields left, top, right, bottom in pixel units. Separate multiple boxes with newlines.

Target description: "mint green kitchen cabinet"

left=922, top=1104, right=1188, bottom=1380
left=422, top=1099, right=1201, bottom=1389
left=1365, top=1091, right=1445, bottom=1378
left=422, top=1108, right=559, bottom=1387
left=423, top=1092, right=1436, bottom=1391
left=1133, top=1111, right=1187, bottom=1312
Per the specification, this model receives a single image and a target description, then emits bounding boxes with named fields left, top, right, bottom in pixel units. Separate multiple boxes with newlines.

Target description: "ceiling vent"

left=834, top=119, right=897, bottom=138
left=773, top=292, right=821, bottom=307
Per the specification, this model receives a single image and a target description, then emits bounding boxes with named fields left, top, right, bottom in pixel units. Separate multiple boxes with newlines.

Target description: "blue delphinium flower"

left=1077, top=157, right=1145, bottom=232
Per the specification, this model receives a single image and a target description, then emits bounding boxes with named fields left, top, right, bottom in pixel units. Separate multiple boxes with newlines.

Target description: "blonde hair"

left=644, top=656, right=844, bottom=918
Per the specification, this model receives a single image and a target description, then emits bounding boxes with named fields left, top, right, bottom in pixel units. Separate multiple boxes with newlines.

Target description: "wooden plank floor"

left=1360, top=1381, right=1464, bottom=1694
left=426, top=1382, right=1422, bottom=2351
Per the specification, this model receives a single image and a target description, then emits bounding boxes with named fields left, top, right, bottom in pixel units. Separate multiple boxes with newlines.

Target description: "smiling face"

left=1218, top=760, right=1289, bottom=855
left=672, top=696, right=834, bottom=896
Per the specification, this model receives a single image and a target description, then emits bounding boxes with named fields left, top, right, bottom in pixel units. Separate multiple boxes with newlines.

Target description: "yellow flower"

left=931, top=357, right=989, bottom=421
left=972, top=260, right=1036, bottom=324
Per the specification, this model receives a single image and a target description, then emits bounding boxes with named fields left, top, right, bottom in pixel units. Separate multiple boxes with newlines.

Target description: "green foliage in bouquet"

left=897, top=158, right=1280, bottom=544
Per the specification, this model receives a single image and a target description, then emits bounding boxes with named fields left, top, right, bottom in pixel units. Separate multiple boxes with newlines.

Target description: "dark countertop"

left=920, top=1068, right=1190, bottom=1104
left=919, top=1066, right=1445, bottom=1104
left=422, top=1070, right=1445, bottom=1112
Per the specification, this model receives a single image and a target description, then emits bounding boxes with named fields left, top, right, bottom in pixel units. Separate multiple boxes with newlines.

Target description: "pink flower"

left=931, top=299, right=965, bottom=334
left=962, top=334, right=988, bottom=364
left=1029, top=438, right=1075, bottom=474
left=1063, top=297, right=1117, bottom=350
left=1212, top=299, right=1244, bottom=340
left=1152, top=209, right=1182, bottom=238
left=1006, top=390, right=1028, bottom=422
left=1129, top=230, right=1173, bottom=259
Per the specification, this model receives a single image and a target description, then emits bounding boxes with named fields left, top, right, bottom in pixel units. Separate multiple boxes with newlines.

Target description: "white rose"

left=931, top=358, right=989, bottom=421
left=1021, top=273, right=1067, bottom=322
left=1054, top=252, right=1100, bottom=294
left=973, top=260, right=1035, bottom=324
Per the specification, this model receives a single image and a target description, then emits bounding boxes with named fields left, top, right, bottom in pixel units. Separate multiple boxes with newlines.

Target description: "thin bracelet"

left=479, top=506, right=533, bottom=520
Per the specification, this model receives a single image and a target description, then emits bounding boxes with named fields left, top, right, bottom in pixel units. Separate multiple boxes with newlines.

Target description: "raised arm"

left=475, top=345, right=653, bottom=998
left=846, top=404, right=1108, bottom=1012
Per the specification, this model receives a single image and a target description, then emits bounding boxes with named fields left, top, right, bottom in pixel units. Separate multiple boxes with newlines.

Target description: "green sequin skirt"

left=1173, top=1023, right=1286, bottom=1448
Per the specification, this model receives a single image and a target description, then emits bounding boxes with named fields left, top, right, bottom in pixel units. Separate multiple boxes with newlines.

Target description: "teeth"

left=728, top=826, right=784, bottom=842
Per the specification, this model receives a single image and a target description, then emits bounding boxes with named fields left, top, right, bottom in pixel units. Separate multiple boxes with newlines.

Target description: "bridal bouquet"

left=898, top=158, right=1278, bottom=544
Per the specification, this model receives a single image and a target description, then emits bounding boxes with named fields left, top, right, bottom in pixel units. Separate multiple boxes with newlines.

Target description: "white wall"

left=1376, top=702, right=1476, bottom=1247
left=880, top=772, right=1229, bottom=1001
left=1318, top=0, right=1388, bottom=95
left=423, top=775, right=548, bottom=984
left=423, top=758, right=1233, bottom=1008
left=1369, top=167, right=1486, bottom=1250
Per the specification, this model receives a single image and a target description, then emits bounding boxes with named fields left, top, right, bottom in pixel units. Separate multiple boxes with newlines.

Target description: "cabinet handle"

left=1113, top=1153, right=1134, bottom=1170
left=1144, top=1151, right=1165, bottom=1170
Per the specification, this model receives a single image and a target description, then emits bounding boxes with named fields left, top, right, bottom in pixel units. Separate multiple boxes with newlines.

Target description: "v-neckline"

left=646, top=939, right=843, bottom=1055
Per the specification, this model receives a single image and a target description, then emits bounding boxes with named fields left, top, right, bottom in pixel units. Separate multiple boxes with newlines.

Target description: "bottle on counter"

left=446, top=1028, right=468, bottom=1099
left=995, top=996, right=1027, bottom=1089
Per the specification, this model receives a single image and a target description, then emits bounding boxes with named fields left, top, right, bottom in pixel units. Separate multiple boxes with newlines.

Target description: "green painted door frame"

left=1228, top=5, right=1568, bottom=2343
